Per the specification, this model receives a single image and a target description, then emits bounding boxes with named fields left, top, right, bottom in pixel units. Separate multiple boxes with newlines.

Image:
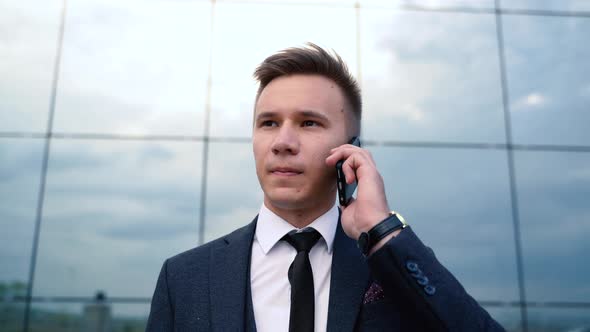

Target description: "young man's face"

left=253, top=74, right=352, bottom=212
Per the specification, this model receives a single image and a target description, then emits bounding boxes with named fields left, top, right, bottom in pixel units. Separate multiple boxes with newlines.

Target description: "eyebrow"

left=255, top=110, right=331, bottom=122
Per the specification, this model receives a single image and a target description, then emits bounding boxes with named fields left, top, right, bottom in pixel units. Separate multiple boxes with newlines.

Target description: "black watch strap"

left=357, top=212, right=408, bottom=256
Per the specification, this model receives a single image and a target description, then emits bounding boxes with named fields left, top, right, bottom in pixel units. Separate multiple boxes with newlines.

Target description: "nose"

left=271, top=125, right=300, bottom=155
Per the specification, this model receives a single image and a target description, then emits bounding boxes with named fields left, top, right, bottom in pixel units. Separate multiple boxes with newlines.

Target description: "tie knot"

left=283, top=229, right=321, bottom=253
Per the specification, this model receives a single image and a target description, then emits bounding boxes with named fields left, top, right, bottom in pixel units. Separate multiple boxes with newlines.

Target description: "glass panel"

left=528, top=307, right=590, bottom=332
left=0, top=298, right=26, bottom=332
left=0, top=0, right=62, bottom=132
left=0, top=139, right=44, bottom=330
left=485, top=307, right=522, bottom=332
left=219, top=0, right=358, bottom=5
left=204, top=141, right=262, bottom=242
left=362, top=0, right=494, bottom=9
left=361, top=9, right=505, bottom=143
left=504, top=15, right=590, bottom=146
left=33, top=140, right=203, bottom=297
left=368, top=146, right=519, bottom=301
left=29, top=302, right=149, bottom=332
left=515, top=151, right=590, bottom=302
left=53, top=0, right=210, bottom=136
left=500, top=0, right=590, bottom=11
left=209, top=2, right=357, bottom=138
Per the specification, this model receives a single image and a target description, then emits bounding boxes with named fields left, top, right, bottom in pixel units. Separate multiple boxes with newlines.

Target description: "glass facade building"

left=1, top=0, right=589, bottom=331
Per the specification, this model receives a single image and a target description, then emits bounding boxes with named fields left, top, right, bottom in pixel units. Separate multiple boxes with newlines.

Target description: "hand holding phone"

left=336, top=136, right=361, bottom=206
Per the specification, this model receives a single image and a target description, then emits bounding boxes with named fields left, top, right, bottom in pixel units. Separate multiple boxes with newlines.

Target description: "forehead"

left=255, top=74, right=347, bottom=116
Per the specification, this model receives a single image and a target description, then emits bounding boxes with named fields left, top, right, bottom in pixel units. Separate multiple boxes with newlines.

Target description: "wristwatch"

left=357, top=211, right=408, bottom=256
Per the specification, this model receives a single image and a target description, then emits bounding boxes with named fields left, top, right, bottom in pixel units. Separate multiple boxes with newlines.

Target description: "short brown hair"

left=253, top=42, right=361, bottom=135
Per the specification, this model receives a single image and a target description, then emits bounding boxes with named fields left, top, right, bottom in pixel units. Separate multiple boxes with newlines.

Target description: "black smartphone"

left=336, top=136, right=361, bottom=206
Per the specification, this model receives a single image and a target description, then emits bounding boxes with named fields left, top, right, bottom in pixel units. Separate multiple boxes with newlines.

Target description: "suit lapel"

left=209, top=217, right=257, bottom=331
left=327, top=220, right=370, bottom=332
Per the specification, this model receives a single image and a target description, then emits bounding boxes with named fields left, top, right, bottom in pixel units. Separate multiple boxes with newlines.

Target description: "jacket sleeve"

left=146, top=259, right=174, bottom=332
left=367, top=226, right=506, bottom=332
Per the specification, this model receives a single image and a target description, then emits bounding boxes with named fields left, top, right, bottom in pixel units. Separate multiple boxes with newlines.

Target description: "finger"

left=326, top=145, right=365, bottom=166
left=342, top=155, right=357, bottom=184
left=326, top=147, right=353, bottom=165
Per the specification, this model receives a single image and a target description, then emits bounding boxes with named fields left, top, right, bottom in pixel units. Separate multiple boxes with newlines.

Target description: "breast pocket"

left=355, top=298, right=401, bottom=332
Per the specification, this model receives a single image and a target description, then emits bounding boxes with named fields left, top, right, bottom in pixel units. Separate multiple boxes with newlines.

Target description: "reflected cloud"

left=209, top=2, right=357, bottom=138
left=361, top=9, right=505, bottom=143
left=33, top=140, right=203, bottom=297
left=204, top=142, right=263, bottom=241
left=504, top=15, right=590, bottom=145
left=515, top=151, right=590, bottom=302
left=0, top=139, right=44, bottom=283
left=511, top=92, right=548, bottom=111
left=0, top=0, right=61, bottom=132
left=501, top=0, right=590, bottom=11
left=368, top=146, right=519, bottom=301
left=53, top=0, right=210, bottom=135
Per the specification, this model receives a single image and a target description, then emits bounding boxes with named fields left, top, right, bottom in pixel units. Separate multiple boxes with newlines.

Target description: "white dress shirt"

left=250, top=202, right=339, bottom=332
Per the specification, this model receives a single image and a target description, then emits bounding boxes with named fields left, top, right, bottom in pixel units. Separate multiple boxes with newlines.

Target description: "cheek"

left=308, top=149, right=334, bottom=177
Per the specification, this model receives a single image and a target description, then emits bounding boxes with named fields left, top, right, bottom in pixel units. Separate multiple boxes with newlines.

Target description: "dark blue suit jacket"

left=146, top=217, right=505, bottom=331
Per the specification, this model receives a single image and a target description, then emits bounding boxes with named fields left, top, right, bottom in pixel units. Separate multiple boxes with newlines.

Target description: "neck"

left=264, top=194, right=336, bottom=229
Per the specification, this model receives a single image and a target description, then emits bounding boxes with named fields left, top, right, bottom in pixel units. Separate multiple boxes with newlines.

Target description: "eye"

left=260, top=120, right=277, bottom=127
left=302, top=120, right=319, bottom=127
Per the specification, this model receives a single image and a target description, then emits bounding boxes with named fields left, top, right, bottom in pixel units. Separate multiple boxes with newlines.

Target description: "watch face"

left=357, top=232, right=369, bottom=254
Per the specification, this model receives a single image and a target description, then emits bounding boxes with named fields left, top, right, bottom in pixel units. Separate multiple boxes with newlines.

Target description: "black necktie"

left=283, top=229, right=321, bottom=332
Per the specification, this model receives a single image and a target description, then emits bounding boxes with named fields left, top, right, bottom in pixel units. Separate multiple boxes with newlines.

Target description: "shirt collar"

left=255, top=201, right=339, bottom=255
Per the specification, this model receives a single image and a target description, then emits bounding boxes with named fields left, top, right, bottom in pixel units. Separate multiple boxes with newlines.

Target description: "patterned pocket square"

left=363, top=281, right=385, bottom=304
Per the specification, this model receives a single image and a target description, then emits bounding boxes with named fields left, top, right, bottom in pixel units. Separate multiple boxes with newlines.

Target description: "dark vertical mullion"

left=198, top=0, right=217, bottom=245
left=494, top=0, right=528, bottom=331
left=23, top=0, right=68, bottom=331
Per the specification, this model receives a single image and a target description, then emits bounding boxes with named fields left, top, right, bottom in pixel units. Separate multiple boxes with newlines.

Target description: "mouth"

left=270, top=167, right=303, bottom=176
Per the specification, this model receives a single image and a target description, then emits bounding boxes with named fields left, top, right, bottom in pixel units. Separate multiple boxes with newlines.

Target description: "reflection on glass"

left=33, top=140, right=203, bottom=297
left=209, top=2, right=357, bottom=138
left=500, top=0, right=590, bottom=11
left=361, top=9, right=505, bottom=143
left=369, top=146, right=518, bottom=301
left=528, top=307, right=590, bottom=332
left=53, top=0, right=210, bottom=136
left=1, top=299, right=25, bottom=332
left=204, top=141, right=262, bottom=242
left=504, top=15, right=590, bottom=146
left=515, top=151, right=590, bottom=302
left=0, top=0, right=61, bottom=132
left=0, top=139, right=43, bottom=295
left=362, top=0, right=494, bottom=9
left=29, top=302, right=148, bottom=332
left=484, top=307, right=522, bottom=332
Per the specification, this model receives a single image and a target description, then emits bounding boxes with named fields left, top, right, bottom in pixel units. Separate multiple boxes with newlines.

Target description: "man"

left=146, top=43, right=506, bottom=331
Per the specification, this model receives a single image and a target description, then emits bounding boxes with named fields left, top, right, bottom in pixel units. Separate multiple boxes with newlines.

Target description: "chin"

left=264, top=188, right=307, bottom=209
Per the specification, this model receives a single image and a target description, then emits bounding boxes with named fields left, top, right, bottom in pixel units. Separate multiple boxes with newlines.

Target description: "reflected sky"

left=1, top=0, right=589, bottom=326
left=527, top=307, right=590, bottom=331
left=33, top=140, right=203, bottom=297
left=204, top=141, right=262, bottom=241
left=0, top=0, right=61, bottom=132
left=484, top=307, right=522, bottom=332
left=361, top=0, right=494, bottom=9
left=0, top=139, right=43, bottom=283
left=504, top=15, right=590, bottom=146
left=53, top=0, right=210, bottom=136
left=361, top=9, right=505, bottom=143
left=209, top=2, right=357, bottom=138
left=501, top=0, right=590, bottom=11
left=369, top=146, right=519, bottom=301
left=515, top=151, right=590, bottom=302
